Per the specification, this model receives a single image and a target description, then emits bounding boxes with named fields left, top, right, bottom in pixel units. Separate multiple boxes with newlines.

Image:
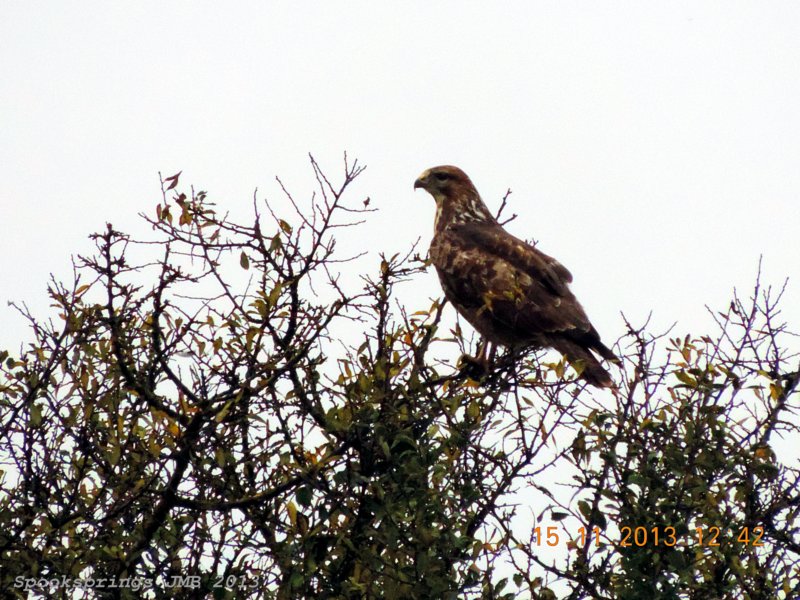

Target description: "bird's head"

left=414, top=165, right=495, bottom=229
left=414, top=165, right=473, bottom=202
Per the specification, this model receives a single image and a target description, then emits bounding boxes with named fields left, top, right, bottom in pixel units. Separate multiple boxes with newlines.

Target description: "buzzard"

left=414, top=165, right=619, bottom=388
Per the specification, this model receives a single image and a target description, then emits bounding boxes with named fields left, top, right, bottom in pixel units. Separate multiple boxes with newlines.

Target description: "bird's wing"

left=439, top=222, right=591, bottom=335
left=451, top=222, right=573, bottom=297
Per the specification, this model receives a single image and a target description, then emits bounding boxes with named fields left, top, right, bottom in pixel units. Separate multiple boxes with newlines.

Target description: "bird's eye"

left=434, top=172, right=449, bottom=181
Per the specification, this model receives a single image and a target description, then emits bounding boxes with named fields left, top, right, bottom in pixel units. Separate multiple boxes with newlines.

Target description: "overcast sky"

left=2, top=2, right=799, bottom=355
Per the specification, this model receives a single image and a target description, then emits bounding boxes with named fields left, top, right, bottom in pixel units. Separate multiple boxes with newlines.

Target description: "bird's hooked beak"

left=414, top=169, right=431, bottom=191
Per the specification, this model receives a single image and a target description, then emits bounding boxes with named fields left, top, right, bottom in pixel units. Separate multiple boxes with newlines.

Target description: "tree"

left=1, top=156, right=798, bottom=599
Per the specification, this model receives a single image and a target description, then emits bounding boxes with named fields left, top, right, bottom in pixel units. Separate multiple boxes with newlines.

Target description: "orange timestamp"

left=533, top=525, right=766, bottom=548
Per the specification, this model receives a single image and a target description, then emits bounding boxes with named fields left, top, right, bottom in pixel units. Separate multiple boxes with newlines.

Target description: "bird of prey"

left=414, top=165, right=618, bottom=388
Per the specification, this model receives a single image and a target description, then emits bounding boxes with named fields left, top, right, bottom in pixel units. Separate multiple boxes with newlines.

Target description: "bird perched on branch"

left=414, top=165, right=618, bottom=388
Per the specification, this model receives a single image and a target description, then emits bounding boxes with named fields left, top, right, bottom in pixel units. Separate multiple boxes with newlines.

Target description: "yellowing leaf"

left=675, top=371, right=696, bottom=386
left=754, top=447, right=772, bottom=460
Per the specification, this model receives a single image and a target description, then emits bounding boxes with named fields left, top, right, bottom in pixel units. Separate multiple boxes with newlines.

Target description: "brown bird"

left=414, top=165, right=619, bottom=388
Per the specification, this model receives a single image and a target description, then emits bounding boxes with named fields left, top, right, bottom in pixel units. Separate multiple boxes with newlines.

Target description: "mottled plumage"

left=414, top=165, right=618, bottom=388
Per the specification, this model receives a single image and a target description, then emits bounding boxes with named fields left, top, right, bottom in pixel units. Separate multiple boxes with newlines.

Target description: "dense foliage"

left=1, top=158, right=798, bottom=599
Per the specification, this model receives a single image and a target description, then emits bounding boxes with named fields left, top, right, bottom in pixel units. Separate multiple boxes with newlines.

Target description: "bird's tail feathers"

left=551, top=340, right=615, bottom=389
left=592, top=340, right=621, bottom=365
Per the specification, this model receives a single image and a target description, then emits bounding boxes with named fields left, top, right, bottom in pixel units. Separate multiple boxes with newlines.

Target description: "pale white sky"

left=2, top=1, right=799, bottom=355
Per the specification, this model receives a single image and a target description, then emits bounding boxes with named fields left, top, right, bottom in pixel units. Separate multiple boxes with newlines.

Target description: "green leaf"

left=466, top=400, right=481, bottom=420
left=30, top=404, right=42, bottom=427
left=215, top=447, right=226, bottom=467
left=379, top=439, right=391, bottom=458
left=289, top=571, right=304, bottom=589
left=296, top=486, right=312, bottom=508
left=240, top=252, right=250, bottom=270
